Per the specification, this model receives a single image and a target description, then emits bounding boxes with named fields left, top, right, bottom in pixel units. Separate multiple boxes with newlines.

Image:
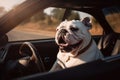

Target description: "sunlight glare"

left=0, top=0, right=26, bottom=11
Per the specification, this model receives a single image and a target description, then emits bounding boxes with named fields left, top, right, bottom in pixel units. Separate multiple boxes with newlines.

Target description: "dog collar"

left=75, top=38, right=93, bottom=57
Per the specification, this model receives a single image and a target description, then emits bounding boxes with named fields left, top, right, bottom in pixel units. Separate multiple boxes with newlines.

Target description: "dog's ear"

left=82, top=17, right=92, bottom=30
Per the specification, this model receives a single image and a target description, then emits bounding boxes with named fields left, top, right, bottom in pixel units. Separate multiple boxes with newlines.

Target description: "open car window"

left=7, top=7, right=65, bottom=41
left=103, top=6, right=120, bottom=33
left=6, top=7, right=103, bottom=41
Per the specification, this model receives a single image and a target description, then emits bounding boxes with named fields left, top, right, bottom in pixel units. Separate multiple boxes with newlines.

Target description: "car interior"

left=0, top=0, right=120, bottom=80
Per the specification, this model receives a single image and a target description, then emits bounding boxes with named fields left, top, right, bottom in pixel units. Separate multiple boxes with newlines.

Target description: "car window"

left=103, top=6, right=120, bottom=33
left=7, top=7, right=65, bottom=41
left=7, top=7, right=103, bottom=41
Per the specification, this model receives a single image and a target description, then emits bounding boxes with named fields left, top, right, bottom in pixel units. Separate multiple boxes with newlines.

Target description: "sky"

left=0, top=0, right=25, bottom=11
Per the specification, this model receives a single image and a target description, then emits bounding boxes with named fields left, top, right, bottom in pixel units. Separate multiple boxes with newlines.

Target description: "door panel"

left=5, top=35, right=101, bottom=71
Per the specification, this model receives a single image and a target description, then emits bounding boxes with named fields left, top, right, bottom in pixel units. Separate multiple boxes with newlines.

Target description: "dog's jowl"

left=50, top=17, right=103, bottom=71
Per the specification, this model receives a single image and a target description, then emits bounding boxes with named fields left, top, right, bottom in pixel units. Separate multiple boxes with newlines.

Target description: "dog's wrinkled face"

left=55, top=18, right=92, bottom=52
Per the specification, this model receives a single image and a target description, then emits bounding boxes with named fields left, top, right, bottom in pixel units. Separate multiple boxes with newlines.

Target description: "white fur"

left=50, top=19, right=103, bottom=71
left=57, top=40, right=103, bottom=68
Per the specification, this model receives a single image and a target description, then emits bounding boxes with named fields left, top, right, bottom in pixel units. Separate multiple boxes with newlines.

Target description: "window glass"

left=103, top=6, right=120, bottom=33
left=7, top=7, right=103, bottom=41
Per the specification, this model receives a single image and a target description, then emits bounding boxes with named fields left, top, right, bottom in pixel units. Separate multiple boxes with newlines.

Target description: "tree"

left=31, top=11, right=46, bottom=22
left=67, top=11, right=80, bottom=20
left=51, top=8, right=80, bottom=21
left=51, top=8, right=65, bottom=21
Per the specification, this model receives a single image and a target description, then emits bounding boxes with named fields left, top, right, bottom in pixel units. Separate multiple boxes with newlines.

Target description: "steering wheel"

left=19, top=42, right=45, bottom=72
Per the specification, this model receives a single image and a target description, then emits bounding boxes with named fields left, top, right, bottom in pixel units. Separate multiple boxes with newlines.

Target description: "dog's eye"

left=70, top=27, right=79, bottom=31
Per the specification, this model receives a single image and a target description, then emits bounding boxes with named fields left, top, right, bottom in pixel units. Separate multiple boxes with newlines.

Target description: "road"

left=7, top=29, right=55, bottom=41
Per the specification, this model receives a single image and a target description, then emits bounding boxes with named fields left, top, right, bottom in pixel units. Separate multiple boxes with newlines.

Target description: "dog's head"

left=55, top=17, right=92, bottom=53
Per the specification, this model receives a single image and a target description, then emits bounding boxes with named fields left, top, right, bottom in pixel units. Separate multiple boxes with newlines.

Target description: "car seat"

left=98, top=32, right=120, bottom=57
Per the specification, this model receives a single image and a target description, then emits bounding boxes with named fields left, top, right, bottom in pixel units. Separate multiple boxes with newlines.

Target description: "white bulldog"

left=50, top=17, right=103, bottom=71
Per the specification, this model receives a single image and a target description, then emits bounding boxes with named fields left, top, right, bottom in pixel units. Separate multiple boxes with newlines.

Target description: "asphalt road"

left=7, top=29, right=55, bottom=41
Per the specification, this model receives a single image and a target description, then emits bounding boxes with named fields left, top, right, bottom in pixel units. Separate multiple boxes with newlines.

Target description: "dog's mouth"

left=58, top=36, right=68, bottom=46
left=58, top=36, right=82, bottom=52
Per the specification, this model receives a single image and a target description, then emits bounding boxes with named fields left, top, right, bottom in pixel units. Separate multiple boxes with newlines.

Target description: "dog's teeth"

left=59, top=43, right=68, bottom=47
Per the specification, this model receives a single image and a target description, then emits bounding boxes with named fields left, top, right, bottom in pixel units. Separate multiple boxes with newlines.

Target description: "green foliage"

left=51, top=8, right=65, bottom=21
left=20, top=8, right=80, bottom=27
left=67, top=11, right=80, bottom=20
left=51, top=8, right=80, bottom=21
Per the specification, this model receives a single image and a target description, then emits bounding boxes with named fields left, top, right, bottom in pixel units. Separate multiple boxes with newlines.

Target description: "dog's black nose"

left=60, top=29, right=68, bottom=34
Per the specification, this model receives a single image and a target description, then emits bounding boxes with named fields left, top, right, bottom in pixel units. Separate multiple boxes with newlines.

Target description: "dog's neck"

left=74, top=38, right=93, bottom=57
left=59, top=38, right=93, bottom=57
